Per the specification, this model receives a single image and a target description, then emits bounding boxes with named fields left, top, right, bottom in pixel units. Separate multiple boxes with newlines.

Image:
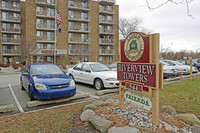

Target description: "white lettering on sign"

left=124, top=90, right=152, bottom=111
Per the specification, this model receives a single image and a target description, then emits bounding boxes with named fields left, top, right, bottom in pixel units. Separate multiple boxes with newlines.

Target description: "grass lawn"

left=0, top=77, right=199, bottom=132
left=160, top=76, right=200, bottom=118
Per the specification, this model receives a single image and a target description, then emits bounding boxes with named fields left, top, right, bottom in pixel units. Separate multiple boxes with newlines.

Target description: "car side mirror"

left=86, top=70, right=91, bottom=73
left=22, top=72, right=29, bottom=76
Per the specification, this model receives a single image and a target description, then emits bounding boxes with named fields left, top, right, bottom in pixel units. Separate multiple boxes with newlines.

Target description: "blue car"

left=20, top=63, right=76, bottom=101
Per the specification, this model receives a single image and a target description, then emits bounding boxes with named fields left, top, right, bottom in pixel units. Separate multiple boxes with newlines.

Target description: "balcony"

left=0, top=15, right=21, bottom=23
left=2, top=49, right=20, bottom=56
left=99, top=7, right=115, bottom=14
left=36, top=0, right=56, bottom=6
left=68, top=26, right=90, bottom=33
left=68, top=37, right=91, bottom=44
left=99, top=29, right=114, bottom=35
left=1, top=38, right=21, bottom=45
left=99, top=49, right=115, bottom=55
left=99, top=38, right=115, bottom=45
left=68, top=48, right=91, bottom=56
left=36, top=11, right=55, bottom=18
left=68, top=14, right=90, bottom=22
left=98, top=0, right=116, bottom=4
left=99, top=19, right=115, bottom=25
left=36, top=24, right=55, bottom=30
left=68, top=1, right=90, bottom=11
left=0, top=5, right=20, bottom=12
left=1, top=27, right=21, bottom=34
left=37, top=36, right=55, bottom=43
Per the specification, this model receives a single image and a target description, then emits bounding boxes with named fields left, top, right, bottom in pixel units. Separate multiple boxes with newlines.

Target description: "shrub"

left=21, top=61, right=26, bottom=65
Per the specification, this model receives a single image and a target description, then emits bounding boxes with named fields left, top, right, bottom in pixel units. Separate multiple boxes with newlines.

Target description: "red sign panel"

left=117, top=63, right=156, bottom=88
left=121, top=32, right=150, bottom=63
left=41, top=50, right=57, bottom=55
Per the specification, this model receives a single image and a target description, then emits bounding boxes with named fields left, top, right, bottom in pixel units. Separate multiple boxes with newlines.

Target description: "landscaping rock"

left=93, top=100, right=106, bottom=107
left=80, top=109, right=95, bottom=121
left=108, top=126, right=139, bottom=133
left=162, top=121, right=178, bottom=132
left=160, top=105, right=176, bottom=115
left=105, top=98, right=119, bottom=104
left=175, top=114, right=200, bottom=125
left=191, top=124, right=200, bottom=133
left=83, top=104, right=97, bottom=111
left=89, top=116, right=112, bottom=133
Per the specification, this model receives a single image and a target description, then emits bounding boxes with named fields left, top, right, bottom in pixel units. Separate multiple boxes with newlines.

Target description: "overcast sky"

left=116, top=0, right=200, bottom=52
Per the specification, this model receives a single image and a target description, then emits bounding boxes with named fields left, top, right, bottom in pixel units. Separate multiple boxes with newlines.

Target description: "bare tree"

left=20, top=39, right=37, bottom=65
left=118, top=17, right=152, bottom=39
left=144, top=0, right=195, bottom=19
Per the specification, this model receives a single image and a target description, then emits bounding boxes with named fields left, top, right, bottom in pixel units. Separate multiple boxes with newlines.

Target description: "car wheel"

left=20, top=80, right=25, bottom=90
left=29, top=87, right=34, bottom=101
left=94, top=79, right=104, bottom=91
left=69, top=74, right=75, bottom=81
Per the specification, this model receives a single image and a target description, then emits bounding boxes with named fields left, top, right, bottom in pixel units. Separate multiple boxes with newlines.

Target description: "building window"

left=14, top=46, right=19, bottom=51
left=69, top=33, right=75, bottom=41
left=37, top=6, right=44, bottom=15
left=99, top=56, right=106, bottom=61
left=13, top=2, right=20, bottom=9
left=81, top=0, right=88, bottom=8
left=81, top=34, right=88, bottom=42
left=13, top=24, right=20, bottom=30
left=37, top=43, right=44, bottom=49
left=1, top=1, right=10, bottom=8
left=47, top=20, right=55, bottom=28
left=37, top=31, right=44, bottom=37
left=14, top=57, right=21, bottom=63
left=37, top=56, right=44, bottom=63
left=14, top=35, right=20, bottom=40
left=47, top=32, right=55, bottom=41
left=100, top=46, right=106, bottom=54
left=47, top=44, right=55, bottom=49
left=99, top=15, right=105, bottom=21
left=107, top=25, right=113, bottom=33
left=2, top=34, right=11, bottom=42
left=100, top=4, right=105, bottom=11
left=47, top=8, right=55, bottom=17
left=99, top=25, right=105, bottom=32
left=2, top=23, right=10, bottom=30
left=37, top=19, right=44, bottom=27
left=69, top=10, right=75, bottom=18
left=81, top=23, right=88, bottom=31
left=47, top=56, right=54, bottom=63
left=107, top=5, right=113, bottom=11
left=47, top=0, right=55, bottom=4
left=2, top=12, right=10, bottom=20
left=107, top=15, right=112, bottom=21
left=108, top=56, right=113, bottom=62
left=81, top=12, right=88, bottom=20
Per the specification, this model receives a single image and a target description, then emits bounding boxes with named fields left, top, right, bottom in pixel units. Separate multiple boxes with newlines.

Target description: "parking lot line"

left=8, top=84, right=24, bottom=113
left=77, top=90, right=99, bottom=99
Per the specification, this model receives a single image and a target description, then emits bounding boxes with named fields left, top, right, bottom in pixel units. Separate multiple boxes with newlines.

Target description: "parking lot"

left=1, top=72, right=200, bottom=117
left=0, top=74, right=117, bottom=117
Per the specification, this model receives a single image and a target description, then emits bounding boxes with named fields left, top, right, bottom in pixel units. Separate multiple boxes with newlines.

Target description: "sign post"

left=117, top=32, right=163, bottom=126
left=189, top=57, right=192, bottom=81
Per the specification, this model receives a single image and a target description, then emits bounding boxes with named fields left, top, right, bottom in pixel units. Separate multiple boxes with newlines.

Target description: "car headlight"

left=70, top=80, right=76, bottom=87
left=105, top=78, right=117, bottom=81
left=35, top=83, right=47, bottom=90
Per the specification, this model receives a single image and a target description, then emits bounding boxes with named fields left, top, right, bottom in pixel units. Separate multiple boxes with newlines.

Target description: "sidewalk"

left=0, top=67, right=21, bottom=75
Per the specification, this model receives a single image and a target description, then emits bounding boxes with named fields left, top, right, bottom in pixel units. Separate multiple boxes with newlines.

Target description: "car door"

left=22, top=65, right=30, bottom=91
left=71, top=63, right=83, bottom=82
left=80, top=64, right=92, bottom=84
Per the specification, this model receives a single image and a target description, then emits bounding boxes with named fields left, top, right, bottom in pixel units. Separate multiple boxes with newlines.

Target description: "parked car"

left=160, top=61, right=177, bottom=78
left=20, top=63, right=76, bottom=101
left=192, top=58, right=200, bottom=64
left=162, top=60, right=190, bottom=75
left=108, top=61, right=119, bottom=71
left=179, top=60, right=200, bottom=71
left=67, top=62, right=119, bottom=90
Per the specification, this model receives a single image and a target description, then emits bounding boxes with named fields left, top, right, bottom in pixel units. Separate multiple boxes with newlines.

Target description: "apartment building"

left=0, top=0, right=119, bottom=65
left=0, top=0, right=21, bottom=64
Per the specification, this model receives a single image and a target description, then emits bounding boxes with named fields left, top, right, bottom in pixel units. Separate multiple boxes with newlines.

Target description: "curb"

left=27, top=93, right=90, bottom=108
left=96, top=89, right=119, bottom=96
left=0, top=104, right=14, bottom=113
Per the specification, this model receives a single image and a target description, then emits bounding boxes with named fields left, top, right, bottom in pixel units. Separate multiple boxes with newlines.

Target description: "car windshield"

left=171, top=61, right=183, bottom=66
left=90, top=63, right=111, bottom=72
left=31, top=64, right=64, bottom=76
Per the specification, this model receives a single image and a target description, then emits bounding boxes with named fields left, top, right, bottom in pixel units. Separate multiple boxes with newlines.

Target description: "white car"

left=160, top=61, right=177, bottom=78
left=67, top=62, right=119, bottom=90
left=163, top=60, right=198, bottom=74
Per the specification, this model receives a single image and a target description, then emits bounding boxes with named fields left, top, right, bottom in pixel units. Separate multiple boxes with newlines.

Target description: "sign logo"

left=124, top=33, right=144, bottom=61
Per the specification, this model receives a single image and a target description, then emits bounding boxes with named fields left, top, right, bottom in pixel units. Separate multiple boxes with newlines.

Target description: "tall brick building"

left=0, top=0, right=119, bottom=65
